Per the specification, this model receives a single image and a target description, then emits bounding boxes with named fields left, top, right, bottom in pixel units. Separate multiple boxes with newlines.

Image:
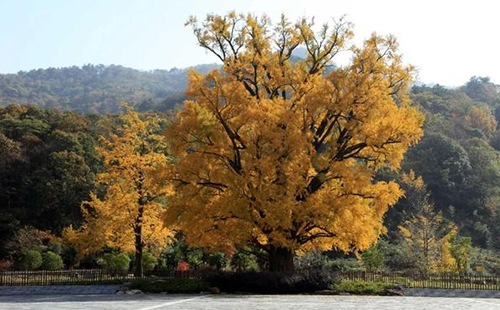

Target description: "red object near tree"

left=177, top=261, right=190, bottom=271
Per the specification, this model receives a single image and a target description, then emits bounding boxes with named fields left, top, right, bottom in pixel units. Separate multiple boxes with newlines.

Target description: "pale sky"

left=0, top=0, right=499, bottom=86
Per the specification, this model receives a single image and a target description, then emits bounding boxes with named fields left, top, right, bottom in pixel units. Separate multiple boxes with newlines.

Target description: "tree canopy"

left=164, top=12, right=424, bottom=271
left=63, top=107, right=173, bottom=276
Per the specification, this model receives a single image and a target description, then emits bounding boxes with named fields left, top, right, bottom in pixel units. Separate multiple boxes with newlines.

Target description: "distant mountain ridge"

left=0, top=63, right=220, bottom=114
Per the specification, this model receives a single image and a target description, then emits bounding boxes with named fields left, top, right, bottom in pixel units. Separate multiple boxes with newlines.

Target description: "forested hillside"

left=0, top=64, right=218, bottom=114
left=402, top=77, right=500, bottom=248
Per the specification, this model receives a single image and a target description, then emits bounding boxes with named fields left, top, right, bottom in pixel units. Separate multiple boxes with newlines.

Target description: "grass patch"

left=332, top=280, right=395, bottom=295
left=129, top=278, right=210, bottom=293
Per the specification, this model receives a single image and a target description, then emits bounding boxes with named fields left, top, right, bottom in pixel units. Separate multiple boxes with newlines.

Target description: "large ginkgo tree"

left=165, top=12, right=424, bottom=271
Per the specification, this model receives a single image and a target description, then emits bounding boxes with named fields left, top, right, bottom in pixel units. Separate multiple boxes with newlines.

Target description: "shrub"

left=470, top=247, right=500, bottom=275
left=18, top=249, right=42, bottom=270
left=230, top=251, right=259, bottom=272
left=100, top=253, right=131, bottom=274
left=332, top=280, right=395, bottom=295
left=41, top=251, right=64, bottom=270
left=60, top=245, right=78, bottom=269
left=361, top=247, right=385, bottom=272
left=450, top=235, right=471, bottom=273
left=130, top=278, right=209, bottom=293
left=379, top=240, right=416, bottom=272
left=329, top=258, right=363, bottom=272
left=142, top=252, right=158, bottom=272
left=206, top=253, right=227, bottom=271
left=112, top=253, right=131, bottom=273
left=205, top=271, right=338, bottom=294
left=295, top=251, right=329, bottom=271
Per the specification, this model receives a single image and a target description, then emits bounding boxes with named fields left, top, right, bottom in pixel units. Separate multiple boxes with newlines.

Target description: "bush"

left=130, top=278, right=209, bottom=293
left=142, top=252, right=158, bottom=272
left=295, top=252, right=364, bottom=273
left=379, top=240, right=416, bottom=271
left=332, top=280, right=395, bottom=295
left=41, top=251, right=64, bottom=270
left=60, top=245, right=78, bottom=269
left=100, top=253, right=131, bottom=274
left=329, top=258, right=363, bottom=272
left=295, top=251, right=329, bottom=271
left=206, top=253, right=227, bottom=271
left=470, top=247, right=500, bottom=275
left=361, top=247, right=385, bottom=272
left=205, top=271, right=338, bottom=294
left=230, top=251, right=259, bottom=272
left=18, top=249, right=42, bottom=270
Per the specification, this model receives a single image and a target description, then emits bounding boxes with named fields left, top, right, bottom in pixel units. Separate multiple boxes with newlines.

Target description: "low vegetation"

left=332, top=280, right=396, bottom=295
left=204, top=271, right=337, bottom=294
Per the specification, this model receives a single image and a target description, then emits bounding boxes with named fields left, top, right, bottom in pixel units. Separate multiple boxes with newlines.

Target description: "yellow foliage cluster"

left=465, top=106, right=497, bottom=136
left=165, top=13, right=424, bottom=257
left=436, top=228, right=458, bottom=273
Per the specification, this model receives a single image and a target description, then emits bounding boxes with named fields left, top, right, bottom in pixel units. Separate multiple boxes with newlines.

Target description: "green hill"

left=0, top=63, right=219, bottom=114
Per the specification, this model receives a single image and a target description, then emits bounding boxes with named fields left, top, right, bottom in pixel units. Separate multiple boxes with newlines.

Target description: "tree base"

left=268, top=247, right=295, bottom=272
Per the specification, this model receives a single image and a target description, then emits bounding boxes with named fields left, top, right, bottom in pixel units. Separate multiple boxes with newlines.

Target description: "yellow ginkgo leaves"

left=164, top=13, right=424, bottom=271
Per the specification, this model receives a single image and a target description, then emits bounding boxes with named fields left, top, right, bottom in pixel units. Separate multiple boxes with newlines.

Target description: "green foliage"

left=0, top=105, right=100, bottom=259
left=60, top=245, right=79, bottom=269
left=294, top=251, right=364, bottom=273
left=41, top=251, right=64, bottom=270
left=0, top=64, right=218, bottom=114
left=377, top=240, right=415, bottom=271
left=142, top=252, right=158, bottom=272
left=470, top=247, right=500, bottom=275
left=130, top=278, right=209, bottom=293
left=160, top=236, right=205, bottom=270
left=230, top=250, right=259, bottom=272
left=99, top=253, right=131, bottom=274
left=295, top=251, right=329, bottom=271
left=405, top=134, right=472, bottom=214
left=450, top=235, right=472, bottom=273
left=206, top=253, right=227, bottom=271
left=361, top=247, right=385, bottom=272
left=18, top=249, right=43, bottom=270
left=332, top=280, right=395, bottom=295
left=463, top=76, right=499, bottom=104
left=328, top=259, right=364, bottom=272
left=392, top=79, right=500, bottom=251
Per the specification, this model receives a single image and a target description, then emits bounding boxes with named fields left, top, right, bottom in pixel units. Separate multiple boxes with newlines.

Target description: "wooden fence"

left=0, top=269, right=195, bottom=286
left=3, top=269, right=500, bottom=290
left=339, top=271, right=500, bottom=290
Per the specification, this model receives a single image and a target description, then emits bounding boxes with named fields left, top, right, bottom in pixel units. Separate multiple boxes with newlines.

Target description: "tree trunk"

left=134, top=224, right=143, bottom=277
left=268, top=246, right=295, bottom=272
left=135, top=173, right=145, bottom=278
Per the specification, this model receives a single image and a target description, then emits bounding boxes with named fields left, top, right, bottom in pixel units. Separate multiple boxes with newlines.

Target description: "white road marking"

left=139, top=295, right=207, bottom=310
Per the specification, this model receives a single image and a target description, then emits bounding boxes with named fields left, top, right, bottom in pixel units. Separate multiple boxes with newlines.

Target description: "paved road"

left=2, top=294, right=500, bottom=310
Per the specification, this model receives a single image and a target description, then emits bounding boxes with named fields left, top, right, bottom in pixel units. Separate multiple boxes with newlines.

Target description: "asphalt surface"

left=2, top=294, right=500, bottom=310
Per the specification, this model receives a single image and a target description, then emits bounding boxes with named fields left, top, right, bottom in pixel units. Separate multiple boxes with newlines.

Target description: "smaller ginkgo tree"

left=64, top=106, right=173, bottom=276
